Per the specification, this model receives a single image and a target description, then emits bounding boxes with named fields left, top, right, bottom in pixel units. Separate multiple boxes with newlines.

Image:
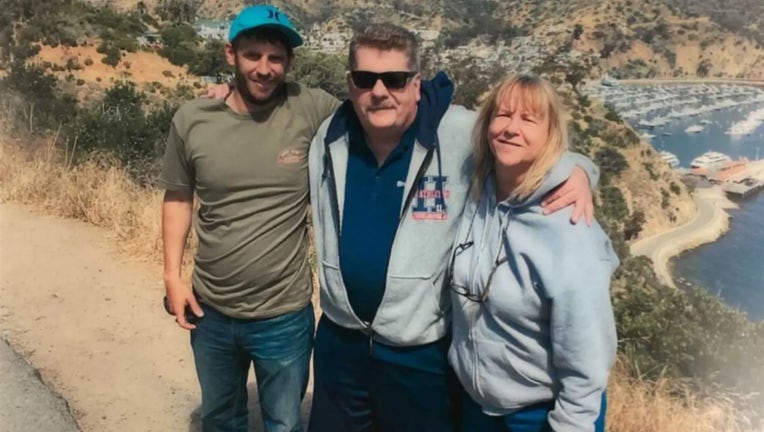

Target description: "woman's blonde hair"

left=471, top=73, right=569, bottom=201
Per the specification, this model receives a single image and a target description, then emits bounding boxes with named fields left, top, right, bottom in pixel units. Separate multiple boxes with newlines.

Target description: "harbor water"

left=588, top=83, right=764, bottom=321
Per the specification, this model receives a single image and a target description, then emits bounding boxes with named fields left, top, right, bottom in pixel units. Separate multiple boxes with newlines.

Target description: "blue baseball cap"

left=228, top=5, right=303, bottom=47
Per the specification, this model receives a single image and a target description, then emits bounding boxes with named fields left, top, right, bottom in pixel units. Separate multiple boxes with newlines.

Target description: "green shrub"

left=595, top=147, right=629, bottom=185
left=661, top=188, right=670, bottom=208
left=64, top=82, right=179, bottom=183
left=643, top=162, right=659, bottom=180
left=0, top=62, right=78, bottom=134
left=158, top=23, right=198, bottom=66
left=614, top=266, right=764, bottom=416
left=289, top=49, right=348, bottom=100
left=187, top=39, right=231, bottom=78
left=604, top=104, right=622, bottom=122
left=65, top=57, right=82, bottom=71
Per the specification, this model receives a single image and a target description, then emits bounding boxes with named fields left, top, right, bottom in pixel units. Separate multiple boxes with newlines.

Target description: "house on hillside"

left=200, top=74, right=232, bottom=84
left=137, top=31, right=162, bottom=48
left=304, top=31, right=351, bottom=54
left=195, top=19, right=230, bottom=40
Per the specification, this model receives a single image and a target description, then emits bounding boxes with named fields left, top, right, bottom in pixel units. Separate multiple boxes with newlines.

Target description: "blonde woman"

left=447, top=74, right=618, bottom=432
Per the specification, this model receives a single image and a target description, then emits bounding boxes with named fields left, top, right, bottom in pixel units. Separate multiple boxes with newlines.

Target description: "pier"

left=723, top=159, right=764, bottom=198
left=689, top=159, right=764, bottom=199
left=724, top=179, right=764, bottom=198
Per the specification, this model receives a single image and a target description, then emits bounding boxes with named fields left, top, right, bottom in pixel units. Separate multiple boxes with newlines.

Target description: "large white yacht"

left=685, top=124, right=705, bottom=134
left=690, top=151, right=732, bottom=169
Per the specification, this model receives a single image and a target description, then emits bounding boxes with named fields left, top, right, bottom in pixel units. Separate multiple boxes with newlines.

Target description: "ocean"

left=587, top=83, right=764, bottom=321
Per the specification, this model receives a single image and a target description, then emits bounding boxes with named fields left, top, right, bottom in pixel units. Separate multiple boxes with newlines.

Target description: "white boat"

left=727, top=120, right=758, bottom=136
left=659, top=151, right=680, bottom=168
left=601, top=75, right=619, bottom=87
left=726, top=107, right=764, bottom=135
left=700, top=119, right=712, bottom=125
left=685, top=124, right=705, bottom=134
left=690, top=151, right=732, bottom=169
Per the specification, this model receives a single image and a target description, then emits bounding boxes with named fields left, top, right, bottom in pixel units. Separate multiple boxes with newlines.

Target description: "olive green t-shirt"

left=159, top=82, right=340, bottom=319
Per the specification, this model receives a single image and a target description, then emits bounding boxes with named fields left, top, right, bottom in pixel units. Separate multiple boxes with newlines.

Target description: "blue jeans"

left=190, top=302, right=315, bottom=432
left=461, top=388, right=607, bottom=432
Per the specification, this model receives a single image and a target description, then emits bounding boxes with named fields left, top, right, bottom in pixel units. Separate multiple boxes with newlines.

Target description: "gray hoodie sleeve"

left=547, top=229, right=618, bottom=432
left=562, top=151, right=600, bottom=192
left=309, top=118, right=331, bottom=265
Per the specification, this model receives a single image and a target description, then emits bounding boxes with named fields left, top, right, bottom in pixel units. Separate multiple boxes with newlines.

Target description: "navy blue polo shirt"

left=337, top=115, right=450, bottom=374
left=340, top=118, right=417, bottom=323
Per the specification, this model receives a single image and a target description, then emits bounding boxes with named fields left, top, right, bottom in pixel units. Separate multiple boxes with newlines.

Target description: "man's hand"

left=165, top=277, right=204, bottom=330
left=206, top=83, right=233, bottom=99
left=541, top=167, right=594, bottom=225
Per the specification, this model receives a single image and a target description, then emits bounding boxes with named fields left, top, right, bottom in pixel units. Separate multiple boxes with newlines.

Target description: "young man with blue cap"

left=159, top=5, right=339, bottom=432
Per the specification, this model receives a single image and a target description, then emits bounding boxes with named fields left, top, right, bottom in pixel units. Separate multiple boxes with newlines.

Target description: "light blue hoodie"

left=448, top=156, right=619, bottom=432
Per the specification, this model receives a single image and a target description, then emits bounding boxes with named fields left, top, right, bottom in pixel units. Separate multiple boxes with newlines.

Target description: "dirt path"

left=0, top=203, right=307, bottom=431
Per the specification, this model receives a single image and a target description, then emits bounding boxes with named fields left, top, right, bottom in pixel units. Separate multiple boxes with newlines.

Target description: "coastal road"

left=630, top=186, right=730, bottom=287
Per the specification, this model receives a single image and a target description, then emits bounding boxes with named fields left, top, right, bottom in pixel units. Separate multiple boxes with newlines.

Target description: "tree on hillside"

left=565, top=68, right=586, bottom=94
left=696, top=59, right=712, bottom=77
left=159, top=23, right=199, bottom=66
left=290, top=50, right=347, bottom=100
left=595, top=147, right=628, bottom=185
left=135, top=1, right=148, bottom=16
left=155, top=0, right=201, bottom=24
left=573, top=23, right=584, bottom=40
left=188, top=39, right=231, bottom=77
left=0, top=62, right=77, bottom=133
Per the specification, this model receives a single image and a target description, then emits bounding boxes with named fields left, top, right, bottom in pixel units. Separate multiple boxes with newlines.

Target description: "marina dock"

left=724, top=179, right=764, bottom=198
left=720, top=159, right=764, bottom=198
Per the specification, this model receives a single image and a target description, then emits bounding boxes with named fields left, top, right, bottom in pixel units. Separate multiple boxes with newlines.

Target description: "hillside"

left=33, top=42, right=203, bottom=102
left=92, top=0, right=764, bottom=81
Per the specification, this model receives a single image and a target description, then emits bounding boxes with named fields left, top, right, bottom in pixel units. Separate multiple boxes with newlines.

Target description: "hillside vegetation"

left=86, top=0, right=764, bottom=81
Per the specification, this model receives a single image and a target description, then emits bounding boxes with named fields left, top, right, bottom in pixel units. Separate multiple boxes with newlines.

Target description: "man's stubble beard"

left=233, top=61, right=284, bottom=106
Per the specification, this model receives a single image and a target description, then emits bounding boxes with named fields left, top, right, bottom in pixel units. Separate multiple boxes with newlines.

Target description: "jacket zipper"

left=364, top=146, right=436, bottom=349
left=399, top=147, right=435, bottom=220
left=323, top=145, right=342, bottom=237
left=324, top=140, right=376, bottom=348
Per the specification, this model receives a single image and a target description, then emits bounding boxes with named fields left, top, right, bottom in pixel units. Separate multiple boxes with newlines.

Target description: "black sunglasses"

left=350, top=71, right=417, bottom=90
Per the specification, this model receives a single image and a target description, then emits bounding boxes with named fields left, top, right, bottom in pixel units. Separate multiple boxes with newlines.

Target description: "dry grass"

left=0, top=129, right=195, bottom=271
left=607, top=360, right=753, bottom=432
left=0, top=128, right=756, bottom=432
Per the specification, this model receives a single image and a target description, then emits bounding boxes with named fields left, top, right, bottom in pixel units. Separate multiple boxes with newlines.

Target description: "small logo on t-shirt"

left=277, top=148, right=307, bottom=165
left=411, top=175, right=450, bottom=220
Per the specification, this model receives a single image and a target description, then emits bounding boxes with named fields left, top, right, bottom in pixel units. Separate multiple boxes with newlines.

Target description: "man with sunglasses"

left=307, top=23, right=600, bottom=432
left=159, top=5, right=340, bottom=432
